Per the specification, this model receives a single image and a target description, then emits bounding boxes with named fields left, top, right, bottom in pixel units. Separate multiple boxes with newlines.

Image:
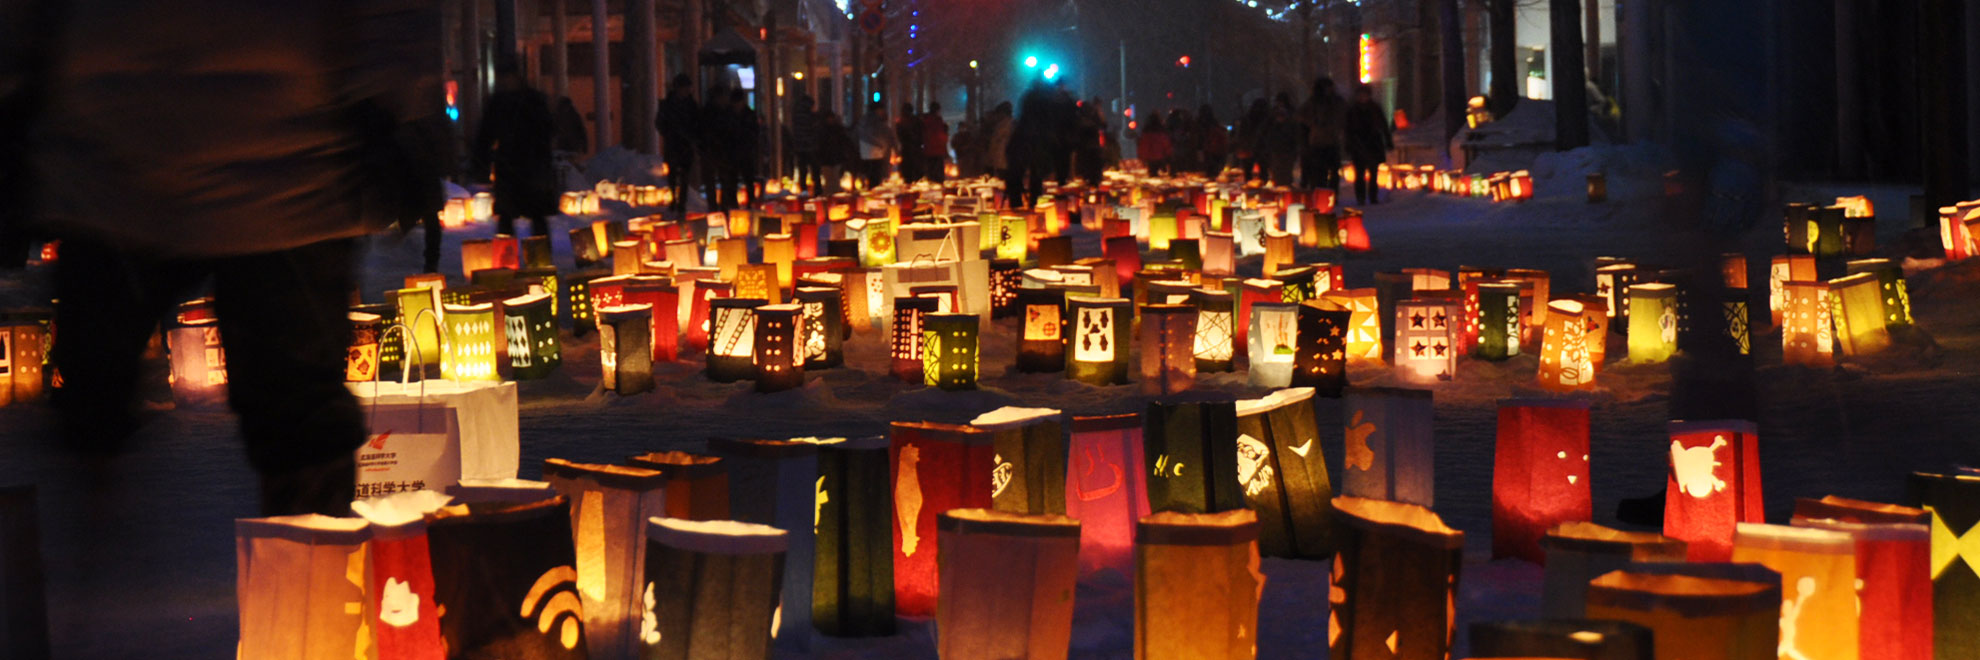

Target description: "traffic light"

left=1024, top=55, right=1039, bottom=68
left=1177, top=55, right=1191, bottom=68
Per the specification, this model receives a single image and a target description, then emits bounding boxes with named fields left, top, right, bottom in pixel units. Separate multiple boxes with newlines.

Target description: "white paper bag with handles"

left=356, top=403, right=462, bottom=498
left=882, top=256, right=991, bottom=319
left=350, top=379, right=520, bottom=485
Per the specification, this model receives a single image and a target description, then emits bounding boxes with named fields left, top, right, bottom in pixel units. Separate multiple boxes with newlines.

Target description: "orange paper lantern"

left=1585, top=563, right=1781, bottom=660
left=1329, top=497, right=1463, bottom=660
left=1135, top=510, right=1264, bottom=660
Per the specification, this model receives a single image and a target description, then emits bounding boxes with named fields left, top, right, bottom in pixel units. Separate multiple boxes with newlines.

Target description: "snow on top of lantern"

left=448, top=478, right=556, bottom=504
left=442, top=302, right=494, bottom=314
left=1333, top=496, right=1465, bottom=548
left=1235, top=387, right=1315, bottom=416
left=1586, top=563, right=1780, bottom=614
left=1243, top=278, right=1283, bottom=289
left=1792, top=517, right=1930, bottom=543
left=1547, top=299, right=1585, bottom=315
left=349, top=311, right=381, bottom=323
left=1732, top=522, right=1853, bottom=554
left=542, top=457, right=667, bottom=489
left=1136, top=509, right=1260, bottom=546
left=646, top=517, right=790, bottom=554
left=351, top=490, right=454, bottom=529
left=938, top=508, right=1081, bottom=538
left=503, top=291, right=552, bottom=307
left=969, top=406, right=1063, bottom=430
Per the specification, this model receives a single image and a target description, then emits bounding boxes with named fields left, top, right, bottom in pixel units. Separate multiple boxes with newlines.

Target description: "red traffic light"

left=1177, top=55, right=1191, bottom=67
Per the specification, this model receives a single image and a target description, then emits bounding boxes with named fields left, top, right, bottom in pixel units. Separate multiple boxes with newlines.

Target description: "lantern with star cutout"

left=1394, top=298, right=1459, bottom=382
left=1067, top=297, right=1133, bottom=386
left=1328, top=497, right=1464, bottom=660
left=1135, top=510, right=1264, bottom=660
left=1493, top=399, right=1593, bottom=564
left=1341, top=387, right=1435, bottom=508
left=1664, top=420, right=1764, bottom=561
left=1293, top=299, right=1350, bottom=396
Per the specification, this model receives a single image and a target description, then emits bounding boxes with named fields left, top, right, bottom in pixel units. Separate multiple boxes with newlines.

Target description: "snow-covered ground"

left=1, top=157, right=1975, bottom=658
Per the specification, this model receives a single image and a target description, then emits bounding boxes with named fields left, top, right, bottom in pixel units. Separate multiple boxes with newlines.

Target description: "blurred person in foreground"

left=7, top=0, right=446, bottom=516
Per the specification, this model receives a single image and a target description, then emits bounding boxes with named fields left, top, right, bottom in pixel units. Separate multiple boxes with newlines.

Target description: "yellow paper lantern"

left=936, top=510, right=1081, bottom=660
left=1135, top=510, right=1263, bottom=660
left=1730, top=523, right=1858, bottom=660
left=1537, top=299, right=1594, bottom=391
left=1826, top=272, right=1889, bottom=356
left=1781, top=280, right=1834, bottom=366
left=1625, top=284, right=1678, bottom=363
left=441, top=303, right=500, bottom=382
left=1585, top=563, right=1781, bottom=660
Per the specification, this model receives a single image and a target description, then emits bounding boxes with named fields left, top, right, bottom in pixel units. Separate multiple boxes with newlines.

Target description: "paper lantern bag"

left=542, top=459, right=669, bottom=660
left=1493, top=399, right=1593, bottom=563
left=1341, top=387, right=1435, bottom=508
left=936, top=510, right=1081, bottom=660
left=1467, top=618, right=1653, bottom=660
left=1909, top=471, right=1980, bottom=658
left=1584, top=562, right=1781, bottom=660
left=1234, top=387, right=1335, bottom=559
left=235, top=515, right=375, bottom=660
left=1143, top=400, right=1247, bottom=514
left=1329, top=497, right=1464, bottom=660
left=1539, top=522, right=1686, bottom=619
left=814, top=437, right=896, bottom=637
left=1135, top=510, right=1265, bottom=660
left=350, top=379, right=521, bottom=487
left=706, top=437, right=836, bottom=646
left=1664, top=420, right=1763, bottom=561
left=1729, top=523, right=1858, bottom=660
left=640, top=518, right=788, bottom=660
left=1066, top=414, right=1150, bottom=577
left=357, top=404, right=463, bottom=500
left=970, top=407, right=1068, bottom=516
left=425, top=491, right=587, bottom=659
left=350, top=492, right=453, bottom=660
left=889, top=422, right=995, bottom=617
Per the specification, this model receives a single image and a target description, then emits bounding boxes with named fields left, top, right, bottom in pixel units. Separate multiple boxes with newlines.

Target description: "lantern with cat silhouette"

left=1539, top=522, right=1687, bottom=618
left=1585, top=562, right=1782, bottom=660
left=1065, top=413, right=1150, bottom=577
left=1664, top=420, right=1763, bottom=561
left=889, top=421, right=996, bottom=617
left=813, top=437, right=896, bottom=637
left=1328, top=497, right=1464, bottom=660
left=936, top=510, right=1082, bottom=660
left=1493, top=399, right=1593, bottom=563
left=1341, top=387, right=1435, bottom=508
left=1135, top=510, right=1264, bottom=660
left=640, top=519, right=788, bottom=660
left=1235, top=388, right=1334, bottom=559
left=1067, top=297, right=1133, bottom=385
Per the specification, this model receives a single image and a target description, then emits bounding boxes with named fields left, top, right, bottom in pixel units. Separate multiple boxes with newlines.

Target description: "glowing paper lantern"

left=541, top=459, right=669, bottom=660
left=234, top=515, right=375, bottom=660
left=1595, top=263, right=1638, bottom=324
left=167, top=320, right=227, bottom=406
left=394, top=286, right=446, bottom=369
left=1781, top=280, right=1834, bottom=366
left=1103, top=235, right=1141, bottom=286
left=640, top=519, right=787, bottom=660
left=969, top=407, right=1067, bottom=516
left=1827, top=272, right=1890, bottom=356
left=1664, top=420, right=1763, bottom=561
left=440, top=303, right=501, bottom=382
left=889, top=296, right=939, bottom=383
left=794, top=286, right=845, bottom=369
left=1234, top=387, right=1334, bottom=559
left=707, top=298, right=764, bottom=383
left=1066, top=297, right=1133, bottom=386
left=1730, top=523, right=1858, bottom=660
left=935, top=510, right=1081, bottom=660
left=1328, top=497, right=1464, bottom=660
left=1493, top=399, right=1593, bottom=563
left=1192, top=288, right=1237, bottom=372
left=1337, top=208, right=1371, bottom=251
left=889, top=421, right=995, bottom=617
left=346, top=312, right=383, bottom=383
left=922, top=313, right=979, bottom=391
left=1585, top=562, right=1782, bottom=660
left=1845, top=258, right=1913, bottom=329
left=1538, top=300, right=1594, bottom=391
left=701, top=438, right=835, bottom=645
left=462, top=236, right=522, bottom=280
left=1394, top=298, right=1459, bottom=382
left=502, top=293, right=561, bottom=380
left=1341, top=387, right=1434, bottom=508
left=1066, top=413, right=1151, bottom=577
left=1473, top=281, right=1522, bottom=361
left=345, top=492, right=451, bottom=660
left=1139, top=304, right=1198, bottom=395
left=1769, top=254, right=1816, bottom=327
left=813, top=437, right=896, bottom=637
left=1624, top=283, right=1679, bottom=363
left=1540, top=522, right=1687, bottom=618
left=1908, top=471, right=1980, bottom=657
left=1262, top=229, right=1296, bottom=277
left=1469, top=619, right=1653, bottom=660
left=1134, top=510, right=1264, bottom=660
left=1203, top=231, right=1237, bottom=276
left=752, top=304, right=804, bottom=392
left=1322, top=288, right=1383, bottom=360
left=1143, top=400, right=1246, bottom=514
left=684, top=278, right=731, bottom=352
left=598, top=304, right=655, bottom=395
left=734, top=262, right=782, bottom=305
left=1015, top=287, right=1068, bottom=373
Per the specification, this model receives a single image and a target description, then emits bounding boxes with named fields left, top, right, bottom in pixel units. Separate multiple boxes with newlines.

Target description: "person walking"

left=856, top=101, right=897, bottom=190
left=815, top=111, right=854, bottom=194
left=1073, top=99, right=1106, bottom=184
left=700, top=83, right=735, bottom=210
left=1344, top=83, right=1393, bottom=205
left=1299, top=77, right=1345, bottom=192
left=1007, top=81, right=1056, bottom=208
left=895, top=102, right=924, bottom=184
left=729, top=89, right=761, bottom=204
left=790, top=95, right=822, bottom=194
left=1235, top=98, right=1271, bottom=181
left=921, top=102, right=950, bottom=184
left=1197, top=105, right=1228, bottom=177
left=1138, top=114, right=1172, bottom=175
left=984, top=101, right=1014, bottom=188
left=474, top=69, right=559, bottom=237
left=554, top=96, right=589, bottom=154
left=1262, top=92, right=1302, bottom=186
left=656, top=75, right=700, bottom=214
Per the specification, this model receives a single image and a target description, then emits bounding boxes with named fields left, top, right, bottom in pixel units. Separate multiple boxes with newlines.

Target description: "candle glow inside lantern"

left=394, top=286, right=446, bottom=369
left=1493, top=399, right=1593, bottom=564
left=1664, top=420, right=1763, bottom=561
left=1846, top=258, right=1913, bottom=329
left=168, top=320, right=228, bottom=406
left=1782, top=280, right=1834, bottom=366
left=1143, top=400, right=1246, bottom=514
left=1538, top=299, right=1594, bottom=391
left=1539, top=522, right=1687, bottom=618
left=1394, top=298, right=1459, bottom=382
left=752, top=304, right=804, bottom=393
left=441, top=303, right=500, bottom=382
left=598, top=304, right=655, bottom=395
left=889, top=421, right=995, bottom=617
left=1016, top=287, right=1068, bottom=373
left=968, top=407, right=1067, bottom=516
left=889, top=296, right=939, bottom=383
left=1234, top=388, right=1334, bottom=559
left=1342, top=387, right=1435, bottom=508
left=1730, top=523, right=1859, bottom=660
left=540, top=459, right=670, bottom=660
left=1475, top=281, right=1522, bottom=360
left=706, top=298, right=765, bottom=383
left=1827, top=272, right=1890, bottom=357
left=1191, top=288, right=1237, bottom=373
left=345, top=312, right=382, bottom=383
left=1770, top=254, right=1816, bottom=327
left=1626, top=283, right=1680, bottom=363
left=234, top=515, right=377, bottom=660
left=1470, top=618, right=1654, bottom=660
left=639, top=518, right=788, bottom=660
left=935, top=509, right=1081, bottom=660
left=1585, top=562, right=1782, bottom=660
left=1066, top=297, right=1133, bottom=386
left=1320, top=288, right=1382, bottom=360
left=1788, top=509, right=1933, bottom=660
left=813, top=437, right=896, bottom=637
left=502, top=293, right=561, bottom=380
left=1134, top=510, right=1264, bottom=660
left=922, top=313, right=979, bottom=391
left=1065, top=413, right=1150, bottom=577
left=1290, top=299, right=1349, bottom=396
left=1328, top=497, right=1464, bottom=660
left=1139, top=304, right=1198, bottom=395
left=794, top=286, right=845, bottom=369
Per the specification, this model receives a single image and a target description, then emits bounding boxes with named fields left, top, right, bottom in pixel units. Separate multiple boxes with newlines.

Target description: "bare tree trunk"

left=1441, top=0, right=1467, bottom=149
left=591, top=0, right=613, bottom=149
left=631, top=0, right=658, bottom=154
left=1550, top=0, right=1588, bottom=150
left=1922, top=0, right=1970, bottom=207
left=1584, top=0, right=1600, bottom=87
left=1487, top=0, right=1518, bottom=116
left=551, top=0, right=569, bottom=102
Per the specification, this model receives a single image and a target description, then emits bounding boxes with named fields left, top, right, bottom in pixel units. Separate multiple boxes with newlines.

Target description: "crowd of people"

left=1138, top=78, right=1393, bottom=206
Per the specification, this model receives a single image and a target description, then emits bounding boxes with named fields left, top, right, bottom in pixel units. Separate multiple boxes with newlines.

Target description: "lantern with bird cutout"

left=1328, top=497, right=1464, bottom=660
left=1234, top=388, right=1335, bottom=559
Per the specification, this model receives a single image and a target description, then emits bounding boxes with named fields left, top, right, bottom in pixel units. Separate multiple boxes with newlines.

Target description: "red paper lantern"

left=1664, top=420, right=1763, bottom=561
left=1493, top=399, right=1592, bottom=563
left=1065, top=413, right=1150, bottom=578
left=889, top=421, right=995, bottom=617
left=1791, top=498, right=1933, bottom=660
left=1337, top=208, right=1371, bottom=251
left=621, top=278, right=679, bottom=362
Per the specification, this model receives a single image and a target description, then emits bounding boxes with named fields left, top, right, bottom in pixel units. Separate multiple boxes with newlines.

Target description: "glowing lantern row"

left=1730, top=523, right=1858, bottom=660
left=540, top=459, right=667, bottom=660
left=1138, top=304, right=1197, bottom=395
left=1135, top=510, right=1263, bottom=660
left=935, top=509, right=1080, bottom=660
left=1234, top=387, right=1334, bottom=559
left=1067, top=297, right=1132, bottom=385
left=168, top=320, right=227, bottom=406
left=922, top=313, right=979, bottom=391
left=1328, top=497, right=1463, bottom=660
left=1909, top=471, right=1980, bottom=658
left=1493, top=399, right=1592, bottom=563
left=889, top=421, right=995, bottom=617
left=1341, top=387, right=1435, bottom=508
left=1144, top=399, right=1246, bottom=514
left=1394, top=298, right=1459, bottom=382
left=640, top=518, right=787, bottom=659
left=1066, top=413, right=1150, bottom=577
left=752, top=304, right=803, bottom=392
left=1539, top=522, right=1686, bottom=618
left=814, top=437, right=896, bottom=637
left=1665, top=420, right=1763, bottom=561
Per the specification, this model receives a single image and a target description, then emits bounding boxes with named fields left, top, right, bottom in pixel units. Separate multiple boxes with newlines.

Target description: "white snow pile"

left=1526, top=142, right=1674, bottom=199
left=579, top=146, right=668, bottom=187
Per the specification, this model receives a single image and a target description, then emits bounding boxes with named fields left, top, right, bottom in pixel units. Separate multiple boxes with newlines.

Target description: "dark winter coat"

left=474, top=87, right=560, bottom=220
left=657, top=93, right=700, bottom=160
left=1300, top=92, right=1346, bottom=148
left=1344, top=99, right=1392, bottom=165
